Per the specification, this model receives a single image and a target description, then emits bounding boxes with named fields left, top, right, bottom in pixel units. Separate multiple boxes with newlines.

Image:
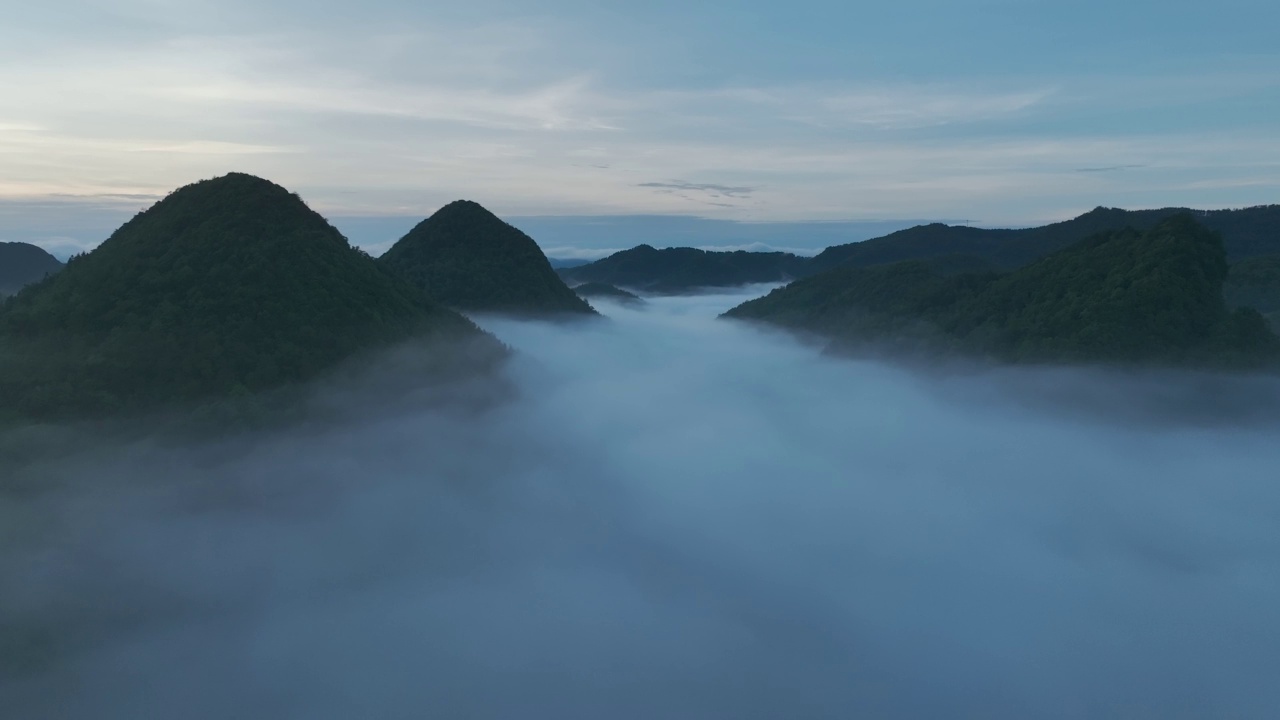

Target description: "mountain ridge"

left=563, top=204, right=1280, bottom=292
left=725, top=214, right=1280, bottom=369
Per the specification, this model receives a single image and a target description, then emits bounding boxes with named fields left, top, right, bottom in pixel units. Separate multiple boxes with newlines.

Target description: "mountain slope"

left=808, top=205, right=1280, bottom=274
left=0, top=242, right=63, bottom=296
left=380, top=200, right=595, bottom=315
left=727, top=215, right=1279, bottom=368
left=0, top=173, right=495, bottom=422
left=1226, top=254, right=1280, bottom=329
left=559, top=245, right=809, bottom=292
left=572, top=282, right=643, bottom=304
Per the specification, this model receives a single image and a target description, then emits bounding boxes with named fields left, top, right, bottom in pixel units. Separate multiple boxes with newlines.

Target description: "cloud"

left=1074, top=164, right=1147, bottom=173
left=1, top=1, right=1278, bottom=230
left=812, top=87, right=1052, bottom=129
left=638, top=181, right=757, bottom=197
left=4, top=290, right=1280, bottom=718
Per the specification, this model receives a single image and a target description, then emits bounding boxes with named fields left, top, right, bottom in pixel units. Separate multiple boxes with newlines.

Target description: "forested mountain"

left=0, top=173, right=497, bottom=422
left=807, top=205, right=1280, bottom=274
left=726, top=215, right=1279, bottom=368
left=563, top=205, right=1279, bottom=293
left=1226, top=254, right=1280, bottom=329
left=559, top=245, right=808, bottom=292
left=572, top=282, right=643, bottom=304
left=0, top=242, right=63, bottom=296
left=380, top=200, right=595, bottom=316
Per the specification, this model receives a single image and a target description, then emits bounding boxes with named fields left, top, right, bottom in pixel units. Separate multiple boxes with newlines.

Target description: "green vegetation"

left=0, top=242, right=63, bottom=296
left=726, top=215, right=1280, bottom=369
left=0, top=173, right=498, bottom=423
left=572, top=282, right=643, bottom=304
left=380, top=200, right=595, bottom=315
left=1225, top=255, right=1280, bottom=330
left=560, top=245, right=809, bottom=293
left=808, top=205, right=1280, bottom=274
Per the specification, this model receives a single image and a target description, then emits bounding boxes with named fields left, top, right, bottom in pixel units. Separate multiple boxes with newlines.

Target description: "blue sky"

left=1, top=0, right=1277, bottom=256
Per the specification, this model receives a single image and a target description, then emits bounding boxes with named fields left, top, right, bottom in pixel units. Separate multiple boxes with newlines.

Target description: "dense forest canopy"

left=726, top=215, right=1280, bottom=369
left=1225, top=254, right=1280, bottom=329
left=380, top=200, right=595, bottom=316
left=0, top=173, right=496, bottom=422
left=0, top=242, right=63, bottom=296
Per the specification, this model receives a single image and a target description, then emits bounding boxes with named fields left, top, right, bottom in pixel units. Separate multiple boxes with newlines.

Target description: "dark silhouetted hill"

left=0, top=242, right=63, bottom=296
left=727, top=215, right=1279, bottom=369
left=0, top=173, right=497, bottom=422
left=573, top=282, right=643, bottom=304
left=380, top=200, right=595, bottom=316
left=808, top=205, right=1280, bottom=274
left=560, top=245, right=809, bottom=292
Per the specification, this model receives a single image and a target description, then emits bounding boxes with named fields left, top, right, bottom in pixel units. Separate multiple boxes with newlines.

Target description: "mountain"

left=379, top=200, right=595, bottom=316
left=726, top=215, right=1279, bottom=369
left=0, top=173, right=496, bottom=422
left=1226, top=254, right=1280, bottom=329
left=560, top=245, right=808, bottom=292
left=556, top=205, right=1279, bottom=291
left=548, top=257, right=592, bottom=270
left=808, top=205, right=1280, bottom=274
left=0, top=242, right=63, bottom=296
left=573, top=282, right=643, bottom=304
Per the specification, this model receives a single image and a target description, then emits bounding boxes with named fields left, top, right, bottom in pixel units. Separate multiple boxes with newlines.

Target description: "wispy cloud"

left=0, top=0, right=1277, bottom=237
left=638, top=181, right=756, bottom=197
left=814, top=87, right=1053, bottom=129
left=1074, top=164, right=1147, bottom=173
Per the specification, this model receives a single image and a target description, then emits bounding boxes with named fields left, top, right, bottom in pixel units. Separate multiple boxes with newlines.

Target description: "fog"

left=4, top=288, right=1280, bottom=719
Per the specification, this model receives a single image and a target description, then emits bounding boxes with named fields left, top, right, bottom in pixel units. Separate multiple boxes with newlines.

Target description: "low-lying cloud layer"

left=4, top=289, right=1280, bottom=719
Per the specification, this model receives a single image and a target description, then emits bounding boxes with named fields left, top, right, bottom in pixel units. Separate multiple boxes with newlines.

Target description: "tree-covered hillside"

left=380, top=200, right=595, bottom=315
left=0, top=173, right=497, bottom=422
left=559, top=245, right=809, bottom=292
left=556, top=205, right=1278, bottom=292
left=727, top=215, right=1279, bottom=369
left=1225, top=254, right=1280, bottom=329
left=572, top=282, right=643, bottom=304
left=0, top=242, right=63, bottom=296
left=808, top=205, right=1280, bottom=274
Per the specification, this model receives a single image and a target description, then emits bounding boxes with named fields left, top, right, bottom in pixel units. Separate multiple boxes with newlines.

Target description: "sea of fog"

left=4, top=287, right=1280, bottom=719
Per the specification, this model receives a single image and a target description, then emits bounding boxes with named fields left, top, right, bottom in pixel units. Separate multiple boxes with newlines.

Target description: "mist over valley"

left=4, top=289, right=1280, bottom=718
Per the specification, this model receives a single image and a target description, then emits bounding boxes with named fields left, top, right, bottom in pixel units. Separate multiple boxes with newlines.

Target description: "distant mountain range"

left=726, top=215, right=1279, bottom=369
left=0, top=242, right=63, bottom=296
left=806, top=205, right=1280, bottom=274
left=559, top=245, right=810, bottom=292
left=560, top=205, right=1280, bottom=294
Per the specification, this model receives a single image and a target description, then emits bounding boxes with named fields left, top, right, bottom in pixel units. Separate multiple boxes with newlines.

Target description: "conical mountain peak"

left=0, top=173, right=494, bottom=421
left=380, top=199, right=596, bottom=315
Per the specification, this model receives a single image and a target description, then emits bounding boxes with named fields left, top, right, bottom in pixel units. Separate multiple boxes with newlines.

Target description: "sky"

left=2, top=0, right=1278, bottom=256
left=6, top=290, right=1280, bottom=718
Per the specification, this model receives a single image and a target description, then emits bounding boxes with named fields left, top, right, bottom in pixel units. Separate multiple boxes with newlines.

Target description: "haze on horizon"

left=2, top=0, right=1278, bottom=257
